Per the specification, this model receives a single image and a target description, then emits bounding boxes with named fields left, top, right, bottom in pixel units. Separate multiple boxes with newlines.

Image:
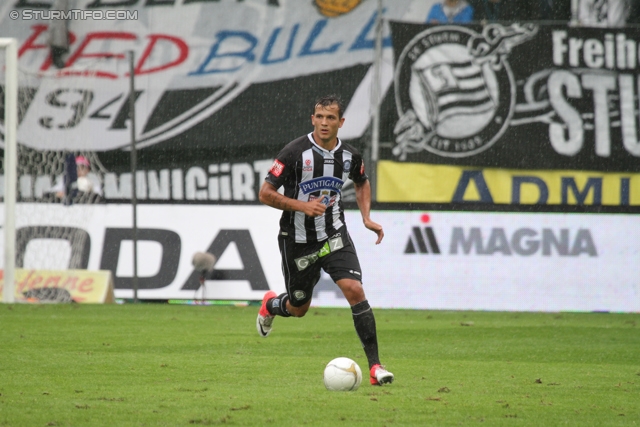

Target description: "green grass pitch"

left=0, top=303, right=638, bottom=426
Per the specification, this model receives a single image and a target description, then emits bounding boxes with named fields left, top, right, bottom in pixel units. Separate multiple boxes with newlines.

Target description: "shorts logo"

left=293, top=236, right=343, bottom=271
left=293, top=290, right=306, bottom=300
left=270, top=159, right=285, bottom=177
left=294, top=253, right=318, bottom=271
left=393, top=24, right=537, bottom=159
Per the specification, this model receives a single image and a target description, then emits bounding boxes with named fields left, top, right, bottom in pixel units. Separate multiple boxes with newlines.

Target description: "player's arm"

left=354, top=179, right=384, bottom=245
left=259, top=181, right=326, bottom=217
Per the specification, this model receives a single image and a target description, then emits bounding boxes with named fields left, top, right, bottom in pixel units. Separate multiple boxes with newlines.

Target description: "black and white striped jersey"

left=265, top=133, right=368, bottom=244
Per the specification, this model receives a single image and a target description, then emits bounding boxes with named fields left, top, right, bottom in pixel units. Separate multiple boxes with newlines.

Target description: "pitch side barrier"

left=1, top=204, right=637, bottom=312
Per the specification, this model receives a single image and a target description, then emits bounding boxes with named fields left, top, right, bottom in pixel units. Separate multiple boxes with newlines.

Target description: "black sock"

left=351, top=300, right=380, bottom=369
left=266, top=293, right=291, bottom=317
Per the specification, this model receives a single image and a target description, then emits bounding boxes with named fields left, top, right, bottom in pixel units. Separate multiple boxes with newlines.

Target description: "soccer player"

left=256, top=94, right=394, bottom=386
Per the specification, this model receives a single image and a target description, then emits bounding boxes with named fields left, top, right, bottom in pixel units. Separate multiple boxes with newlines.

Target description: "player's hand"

left=304, top=198, right=327, bottom=217
left=364, top=218, right=384, bottom=244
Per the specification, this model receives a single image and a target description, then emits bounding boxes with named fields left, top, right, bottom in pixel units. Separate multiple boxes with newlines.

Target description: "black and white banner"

left=378, top=22, right=640, bottom=208
left=386, top=21, right=640, bottom=171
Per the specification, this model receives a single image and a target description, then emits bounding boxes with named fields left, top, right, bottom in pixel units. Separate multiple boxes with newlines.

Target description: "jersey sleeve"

left=265, top=144, right=294, bottom=189
left=348, top=152, right=368, bottom=184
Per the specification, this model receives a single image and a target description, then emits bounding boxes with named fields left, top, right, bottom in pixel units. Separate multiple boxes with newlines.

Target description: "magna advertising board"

left=335, top=210, right=640, bottom=312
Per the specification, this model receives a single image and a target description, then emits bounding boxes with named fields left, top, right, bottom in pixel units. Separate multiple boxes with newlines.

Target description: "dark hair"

left=314, top=94, right=345, bottom=119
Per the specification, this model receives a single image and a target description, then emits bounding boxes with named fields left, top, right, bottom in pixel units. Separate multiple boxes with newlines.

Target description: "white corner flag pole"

left=1, top=38, right=18, bottom=303
left=128, top=50, right=139, bottom=303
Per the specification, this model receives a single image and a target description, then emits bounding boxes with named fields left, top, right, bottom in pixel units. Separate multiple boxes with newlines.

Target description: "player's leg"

left=257, top=234, right=292, bottom=337
left=265, top=287, right=313, bottom=318
left=274, top=261, right=318, bottom=318
left=283, top=298, right=312, bottom=317
left=334, top=278, right=394, bottom=385
left=334, top=278, right=379, bottom=365
left=275, top=235, right=320, bottom=317
left=257, top=236, right=320, bottom=337
left=324, top=232, right=393, bottom=385
left=261, top=274, right=316, bottom=322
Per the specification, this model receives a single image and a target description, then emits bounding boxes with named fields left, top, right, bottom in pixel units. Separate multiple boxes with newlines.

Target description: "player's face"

left=311, top=103, right=345, bottom=147
left=77, top=165, right=90, bottom=177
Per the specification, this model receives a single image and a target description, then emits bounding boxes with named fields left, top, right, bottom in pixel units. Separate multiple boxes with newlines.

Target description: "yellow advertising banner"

left=0, top=269, right=115, bottom=303
left=377, top=161, right=640, bottom=206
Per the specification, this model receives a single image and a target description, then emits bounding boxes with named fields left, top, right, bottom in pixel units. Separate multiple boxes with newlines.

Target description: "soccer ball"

left=323, top=357, right=362, bottom=391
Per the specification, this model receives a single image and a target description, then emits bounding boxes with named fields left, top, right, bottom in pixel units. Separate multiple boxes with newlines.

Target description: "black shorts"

left=278, top=227, right=362, bottom=307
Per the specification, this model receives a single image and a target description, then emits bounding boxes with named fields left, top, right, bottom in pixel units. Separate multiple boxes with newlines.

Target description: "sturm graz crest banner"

left=379, top=22, right=640, bottom=208
left=393, top=23, right=536, bottom=159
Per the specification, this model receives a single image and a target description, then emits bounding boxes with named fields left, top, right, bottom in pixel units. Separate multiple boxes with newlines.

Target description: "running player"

left=256, top=94, right=394, bottom=386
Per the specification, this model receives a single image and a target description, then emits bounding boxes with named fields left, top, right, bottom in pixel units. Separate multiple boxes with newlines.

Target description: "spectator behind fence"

left=54, top=155, right=102, bottom=197
left=427, top=0, right=474, bottom=24
left=578, top=0, right=631, bottom=27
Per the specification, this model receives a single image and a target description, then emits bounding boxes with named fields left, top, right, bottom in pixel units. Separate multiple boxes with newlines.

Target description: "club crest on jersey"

left=310, top=190, right=336, bottom=206
left=393, top=23, right=537, bottom=159
left=270, top=159, right=285, bottom=177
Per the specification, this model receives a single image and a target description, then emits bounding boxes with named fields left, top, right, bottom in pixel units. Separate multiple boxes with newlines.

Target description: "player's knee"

left=337, top=279, right=365, bottom=305
left=288, top=304, right=309, bottom=317
left=287, top=299, right=311, bottom=317
left=348, top=289, right=366, bottom=304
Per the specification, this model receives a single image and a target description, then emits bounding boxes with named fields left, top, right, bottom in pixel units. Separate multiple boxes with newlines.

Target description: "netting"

left=2, top=61, right=110, bottom=202
left=1, top=56, right=114, bottom=272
